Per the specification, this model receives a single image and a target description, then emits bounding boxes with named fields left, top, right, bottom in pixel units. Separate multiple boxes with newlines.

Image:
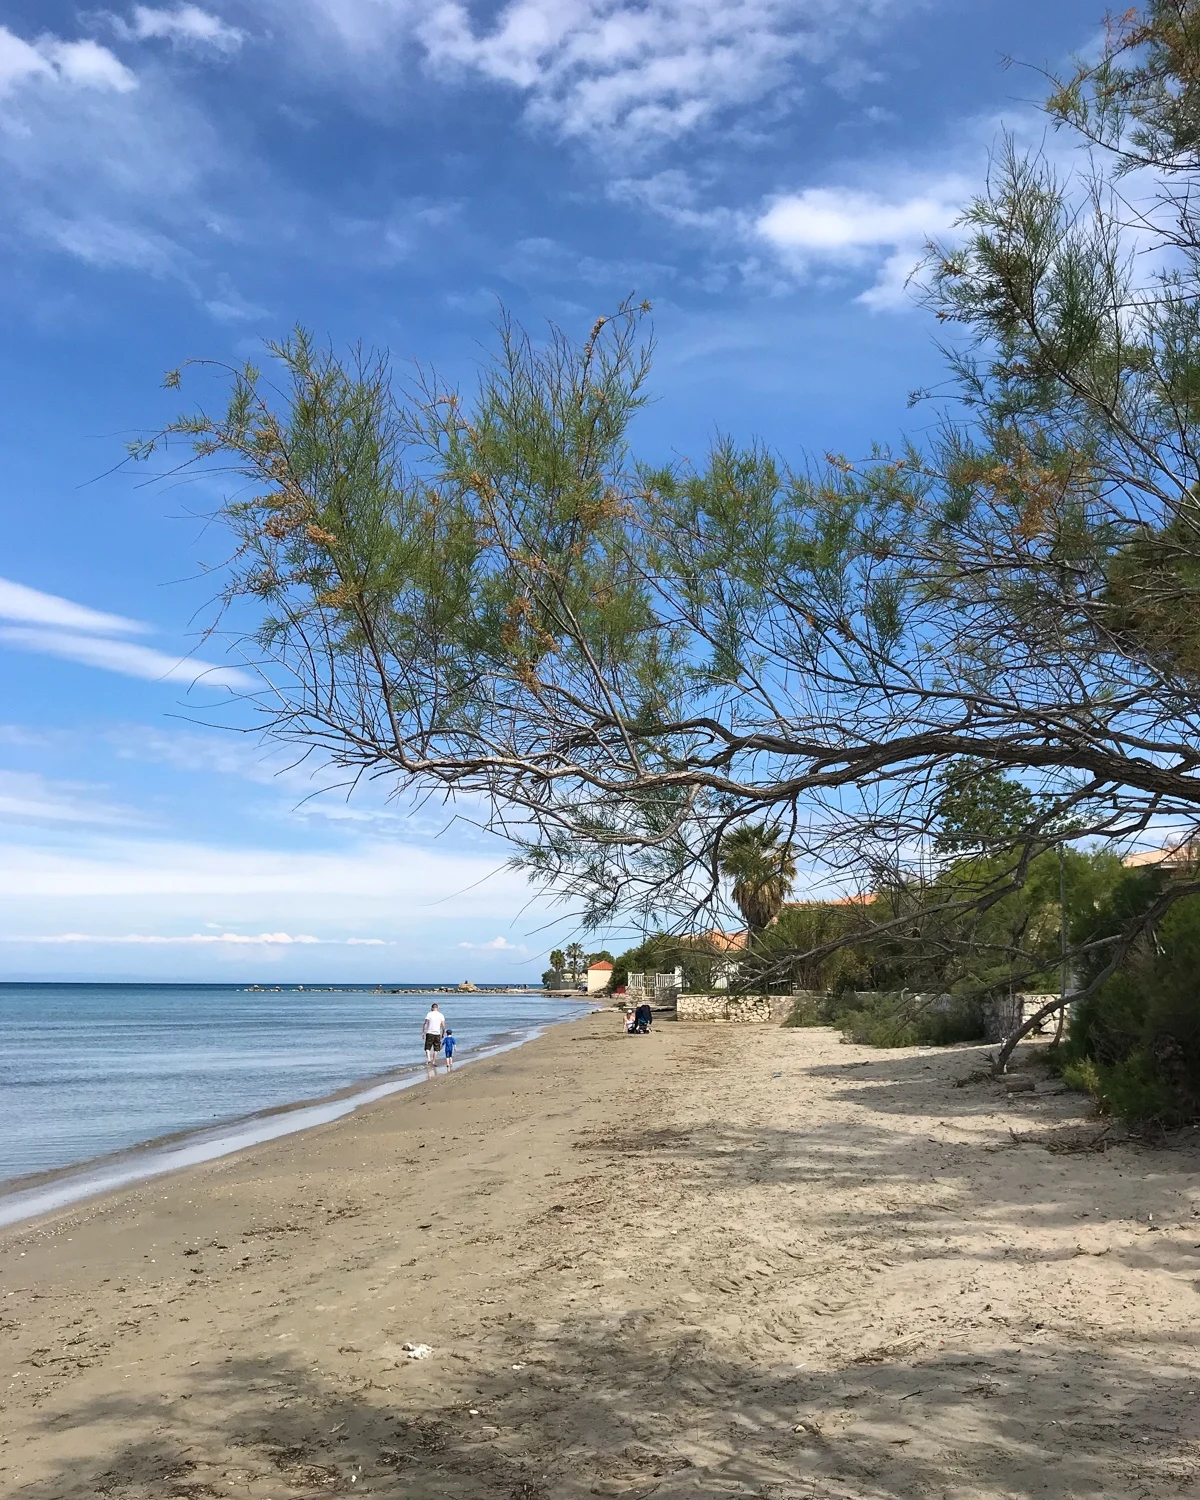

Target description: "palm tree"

left=718, top=825, right=798, bottom=936
left=564, top=942, right=586, bottom=984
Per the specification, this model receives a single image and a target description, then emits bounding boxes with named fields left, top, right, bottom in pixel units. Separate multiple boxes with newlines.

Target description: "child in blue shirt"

left=442, top=1030, right=456, bottom=1071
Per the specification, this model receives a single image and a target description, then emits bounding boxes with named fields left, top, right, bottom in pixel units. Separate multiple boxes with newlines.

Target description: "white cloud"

left=0, top=770, right=136, bottom=827
left=0, top=19, right=231, bottom=292
left=283, top=0, right=915, bottom=146
left=119, top=6, right=246, bottom=52
left=0, top=625, right=254, bottom=689
left=458, top=935, right=528, bottom=951
left=0, top=576, right=146, bottom=635
left=0, top=577, right=252, bottom=688
left=0, top=834, right=524, bottom=901
left=2, top=930, right=390, bottom=945
left=0, top=833, right=551, bottom=975
left=32, top=213, right=192, bottom=278
left=40, top=38, right=138, bottom=91
left=0, top=27, right=136, bottom=97
left=757, top=186, right=959, bottom=251
left=419, top=0, right=842, bottom=141
left=0, top=26, right=50, bottom=94
left=754, top=179, right=967, bottom=309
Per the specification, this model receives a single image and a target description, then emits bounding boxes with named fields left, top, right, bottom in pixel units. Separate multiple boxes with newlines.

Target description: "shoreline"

left=0, top=1012, right=593, bottom=1230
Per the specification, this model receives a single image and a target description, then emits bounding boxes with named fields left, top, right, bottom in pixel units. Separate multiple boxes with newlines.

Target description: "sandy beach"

left=3, top=1010, right=1199, bottom=1499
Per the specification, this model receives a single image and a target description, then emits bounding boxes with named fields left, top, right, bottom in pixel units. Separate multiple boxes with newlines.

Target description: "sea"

left=0, top=983, right=588, bottom=1220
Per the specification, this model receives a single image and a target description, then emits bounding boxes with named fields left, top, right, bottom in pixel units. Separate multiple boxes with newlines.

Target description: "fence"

left=626, top=972, right=680, bottom=1006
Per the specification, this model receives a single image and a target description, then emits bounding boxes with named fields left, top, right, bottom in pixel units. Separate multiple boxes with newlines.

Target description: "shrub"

left=1059, top=888, right=1200, bottom=1127
left=1059, top=1057, right=1103, bottom=1100
left=782, top=991, right=842, bottom=1027
left=785, top=989, right=986, bottom=1046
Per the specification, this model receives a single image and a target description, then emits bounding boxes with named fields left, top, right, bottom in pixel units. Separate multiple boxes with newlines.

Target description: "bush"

left=784, top=989, right=986, bottom=1047
left=1059, top=1057, right=1103, bottom=1099
left=1061, top=1052, right=1186, bottom=1127
left=782, top=991, right=842, bottom=1027
left=1058, top=887, right=1200, bottom=1127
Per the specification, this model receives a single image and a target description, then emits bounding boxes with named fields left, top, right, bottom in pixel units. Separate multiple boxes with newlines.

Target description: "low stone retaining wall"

left=677, top=989, right=1064, bottom=1037
left=677, top=993, right=773, bottom=1023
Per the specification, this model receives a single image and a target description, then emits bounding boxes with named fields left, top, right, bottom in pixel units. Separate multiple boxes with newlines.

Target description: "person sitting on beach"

left=422, top=1003, right=447, bottom=1074
left=442, top=1029, right=456, bottom=1071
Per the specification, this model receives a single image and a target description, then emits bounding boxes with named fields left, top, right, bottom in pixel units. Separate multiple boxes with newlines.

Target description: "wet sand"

left=2, top=1010, right=1199, bottom=1498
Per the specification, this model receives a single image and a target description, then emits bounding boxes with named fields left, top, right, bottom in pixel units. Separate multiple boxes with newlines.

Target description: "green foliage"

left=933, top=759, right=1041, bottom=853
left=1047, top=2, right=1200, bottom=174
left=718, top=825, right=798, bottom=933
left=541, top=968, right=561, bottom=989
left=784, top=988, right=987, bottom=1047
left=756, top=902, right=874, bottom=993
left=1059, top=1056, right=1103, bottom=1098
left=1058, top=887, right=1200, bottom=1125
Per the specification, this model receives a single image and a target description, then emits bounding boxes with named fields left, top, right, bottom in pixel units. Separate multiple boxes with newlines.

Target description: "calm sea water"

left=0, top=984, right=586, bottom=1186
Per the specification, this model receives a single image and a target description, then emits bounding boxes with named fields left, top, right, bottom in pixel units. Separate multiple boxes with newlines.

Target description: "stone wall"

left=676, top=989, right=1064, bottom=1033
left=677, top=993, right=773, bottom=1023
left=983, top=993, right=1061, bottom=1042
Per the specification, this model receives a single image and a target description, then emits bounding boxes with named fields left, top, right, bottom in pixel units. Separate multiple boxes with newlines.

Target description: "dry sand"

left=2, top=1011, right=1200, bottom=1499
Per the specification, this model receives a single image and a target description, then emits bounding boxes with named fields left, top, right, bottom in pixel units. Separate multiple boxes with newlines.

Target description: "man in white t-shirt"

left=422, top=1003, right=447, bottom=1074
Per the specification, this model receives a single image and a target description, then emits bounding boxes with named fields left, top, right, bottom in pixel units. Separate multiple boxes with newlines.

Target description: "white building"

left=586, top=960, right=613, bottom=994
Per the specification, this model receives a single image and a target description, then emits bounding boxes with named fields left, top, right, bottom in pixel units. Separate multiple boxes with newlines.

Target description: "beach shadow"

left=571, top=1105, right=1200, bottom=1277
left=16, top=1312, right=1200, bottom=1499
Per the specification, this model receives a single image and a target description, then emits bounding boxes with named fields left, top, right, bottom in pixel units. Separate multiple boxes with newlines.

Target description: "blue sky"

left=0, top=0, right=1100, bottom=982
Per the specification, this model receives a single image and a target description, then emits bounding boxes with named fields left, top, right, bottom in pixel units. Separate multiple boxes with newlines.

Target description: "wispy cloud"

left=2, top=930, right=391, bottom=945
left=0, top=576, right=253, bottom=689
left=458, top=935, right=528, bottom=952
left=115, top=6, right=246, bottom=53
left=0, top=770, right=137, bottom=827
left=0, top=725, right=51, bottom=748
left=0, top=834, right=528, bottom=902
left=0, top=834, right=546, bottom=972
left=0, top=624, right=253, bottom=689
left=108, top=727, right=296, bottom=782
left=608, top=169, right=734, bottom=231
left=0, top=577, right=146, bottom=635
left=282, top=0, right=918, bottom=148
left=32, top=213, right=193, bottom=278
left=0, top=18, right=237, bottom=296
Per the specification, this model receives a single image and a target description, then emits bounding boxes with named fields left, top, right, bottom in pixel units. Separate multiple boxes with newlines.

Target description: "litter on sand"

left=401, top=1342, right=433, bottom=1359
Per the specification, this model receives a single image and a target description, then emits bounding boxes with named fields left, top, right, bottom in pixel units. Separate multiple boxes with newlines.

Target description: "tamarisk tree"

left=141, top=3, right=1200, bottom=1065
